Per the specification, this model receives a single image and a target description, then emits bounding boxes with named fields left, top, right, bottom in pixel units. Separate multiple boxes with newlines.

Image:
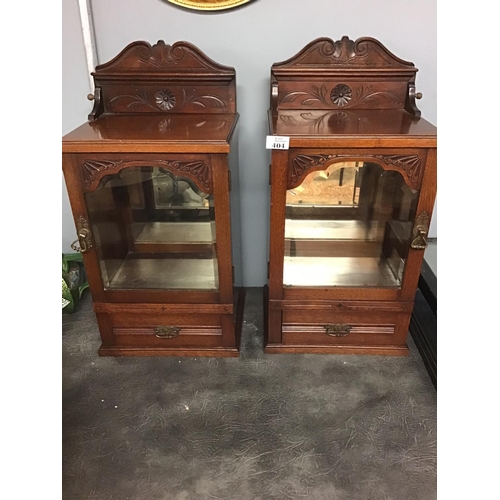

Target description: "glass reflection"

left=84, top=166, right=218, bottom=290
left=284, top=162, right=418, bottom=287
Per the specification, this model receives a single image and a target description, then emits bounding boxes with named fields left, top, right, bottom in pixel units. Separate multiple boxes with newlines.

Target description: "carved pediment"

left=88, top=40, right=236, bottom=120
left=270, top=36, right=421, bottom=116
left=272, top=36, right=417, bottom=75
left=93, top=40, right=235, bottom=76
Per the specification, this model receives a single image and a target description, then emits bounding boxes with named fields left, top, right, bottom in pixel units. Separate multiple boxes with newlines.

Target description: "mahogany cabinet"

left=265, top=37, right=437, bottom=355
left=62, top=41, right=244, bottom=357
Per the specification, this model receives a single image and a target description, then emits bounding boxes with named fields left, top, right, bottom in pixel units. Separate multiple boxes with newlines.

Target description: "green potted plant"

left=62, top=253, right=89, bottom=313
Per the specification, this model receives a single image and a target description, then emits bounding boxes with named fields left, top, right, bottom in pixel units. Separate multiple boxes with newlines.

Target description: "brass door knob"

left=71, top=216, right=93, bottom=253
left=410, top=211, right=430, bottom=249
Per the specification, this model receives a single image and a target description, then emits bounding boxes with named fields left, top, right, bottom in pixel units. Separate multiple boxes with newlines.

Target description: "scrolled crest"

left=272, top=36, right=416, bottom=71
left=93, top=40, right=235, bottom=75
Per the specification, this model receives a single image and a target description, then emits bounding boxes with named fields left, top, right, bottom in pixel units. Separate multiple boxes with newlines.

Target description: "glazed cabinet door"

left=270, top=148, right=436, bottom=301
left=63, top=153, right=233, bottom=303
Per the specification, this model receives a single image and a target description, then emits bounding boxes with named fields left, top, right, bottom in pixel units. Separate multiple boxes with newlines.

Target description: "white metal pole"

left=77, top=0, right=98, bottom=92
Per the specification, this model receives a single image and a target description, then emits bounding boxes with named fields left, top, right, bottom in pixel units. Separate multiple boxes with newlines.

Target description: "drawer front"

left=109, top=312, right=222, bottom=348
left=282, top=309, right=408, bottom=347
left=110, top=312, right=220, bottom=327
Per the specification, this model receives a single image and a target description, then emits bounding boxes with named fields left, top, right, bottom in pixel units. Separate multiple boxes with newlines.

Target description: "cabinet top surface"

left=62, top=113, right=238, bottom=153
left=268, top=109, right=436, bottom=148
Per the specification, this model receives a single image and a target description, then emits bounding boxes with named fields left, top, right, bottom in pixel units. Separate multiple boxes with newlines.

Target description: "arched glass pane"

left=284, top=161, right=418, bottom=287
left=84, top=166, right=218, bottom=290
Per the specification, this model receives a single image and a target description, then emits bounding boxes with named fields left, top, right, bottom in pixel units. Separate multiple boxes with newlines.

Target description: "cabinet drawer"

left=110, top=312, right=220, bottom=327
left=109, top=312, right=222, bottom=348
left=113, top=325, right=222, bottom=348
left=282, top=309, right=407, bottom=347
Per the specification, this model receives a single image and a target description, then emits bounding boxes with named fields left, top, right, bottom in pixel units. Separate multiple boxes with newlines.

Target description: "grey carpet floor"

left=63, top=288, right=437, bottom=500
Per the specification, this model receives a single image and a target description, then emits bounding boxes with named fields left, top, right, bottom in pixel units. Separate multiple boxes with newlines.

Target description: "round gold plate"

left=167, top=0, right=252, bottom=10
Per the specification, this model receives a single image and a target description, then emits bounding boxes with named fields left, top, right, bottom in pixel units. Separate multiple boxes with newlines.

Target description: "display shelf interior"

left=283, top=256, right=400, bottom=288
left=134, top=222, right=215, bottom=244
left=284, top=220, right=407, bottom=287
left=106, top=255, right=219, bottom=290
left=285, top=219, right=381, bottom=241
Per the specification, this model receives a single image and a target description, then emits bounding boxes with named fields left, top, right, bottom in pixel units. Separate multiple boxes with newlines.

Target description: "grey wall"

left=62, top=0, right=94, bottom=251
left=62, top=0, right=437, bottom=286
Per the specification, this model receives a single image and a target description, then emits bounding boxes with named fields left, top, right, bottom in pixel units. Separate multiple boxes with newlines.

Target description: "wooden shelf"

left=283, top=256, right=400, bottom=288
left=135, top=222, right=215, bottom=244
left=285, top=219, right=380, bottom=241
left=108, top=255, right=218, bottom=290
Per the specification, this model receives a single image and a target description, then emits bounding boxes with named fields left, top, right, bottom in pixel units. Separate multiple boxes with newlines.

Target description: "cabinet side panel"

left=401, top=148, right=437, bottom=301
left=212, top=154, right=234, bottom=304
left=62, top=154, right=106, bottom=302
left=268, top=149, right=289, bottom=299
left=228, top=129, right=243, bottom=286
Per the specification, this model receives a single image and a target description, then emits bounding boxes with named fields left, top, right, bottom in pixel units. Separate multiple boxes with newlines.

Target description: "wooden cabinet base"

left=264, top=345, right=409, bottom=356
left=263, top=285, right=410, bottom=356
left=97, top=288, right=245, bottom=357
left=99, top=346, right=240, bottom=357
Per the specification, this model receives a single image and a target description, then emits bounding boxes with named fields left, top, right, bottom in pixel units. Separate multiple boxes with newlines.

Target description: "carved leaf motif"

left=290, top=154, right=340, bottom=186
left=306, top=85, right=328, bottom=105
left=281, top=91, right=309, bottom=103
left=109, top=88, right=226, bottom=112
left=162, top=160, right=211, bottom=191
left=282, top=86, right=329, bottom=107
left=186, top=94, right=226, bottom=109
left=82, top=160, right=123, bottom=186
left=356, top=85, right=402, bottom=105
left=299, top=112, right=331, bottom=130
left=279, top=115, right=299, bottom=125
left=108, top=91, right=156, bottom=110
left=375, top=154, right=422, bottom=185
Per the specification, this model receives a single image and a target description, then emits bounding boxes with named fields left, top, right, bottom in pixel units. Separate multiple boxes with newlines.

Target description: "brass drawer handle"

left=325, top=324, right=351, bottom=337
left=154, top=326, right=180, bottom=339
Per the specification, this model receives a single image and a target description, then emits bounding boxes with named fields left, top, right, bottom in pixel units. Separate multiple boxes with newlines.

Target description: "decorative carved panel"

left=94, top=40, right=234, bottom=74
left=89, top=41, right=236, bottom=119
left=82, top=159, right=213, bottom=194
left=279, top=81, right=406, bottom=111
left=82, top=160, right=123, bottom=188
left=288, top=153, right=422, bottom=190
left=273, top=36, right=417, bottom=73
left=106, top=87, right=228, bottom=114
left=271, top=37, right=420, bottom=116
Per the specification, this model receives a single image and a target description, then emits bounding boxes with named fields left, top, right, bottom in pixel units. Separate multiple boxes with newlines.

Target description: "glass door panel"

left=84, top=166, right=218, bottom=290
left=284, top=161, right=418, bottom=288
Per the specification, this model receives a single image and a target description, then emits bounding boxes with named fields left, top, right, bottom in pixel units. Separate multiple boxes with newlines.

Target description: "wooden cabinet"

left=62, top=41, right=244, bottom=357
left=265, top=37, right=437, bottom=355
